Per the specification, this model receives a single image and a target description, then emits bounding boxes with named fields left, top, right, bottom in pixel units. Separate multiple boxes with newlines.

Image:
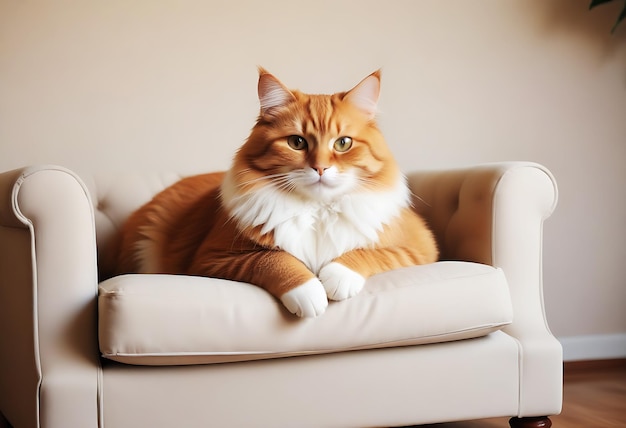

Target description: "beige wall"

left=1, top=0, right=625, bottom=356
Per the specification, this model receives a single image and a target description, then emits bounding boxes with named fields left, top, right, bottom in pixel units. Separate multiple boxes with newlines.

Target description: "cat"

left=115, top=68, right=439, bottom=317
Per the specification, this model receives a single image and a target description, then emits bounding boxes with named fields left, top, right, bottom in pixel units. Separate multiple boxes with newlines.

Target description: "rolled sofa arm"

left=408, top=162, right=561, bottom=417
left=0, top=166, right=100, bottom=428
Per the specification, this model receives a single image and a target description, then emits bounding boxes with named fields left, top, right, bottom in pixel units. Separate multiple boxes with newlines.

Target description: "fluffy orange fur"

left=116, top=69, right=438, bottom=317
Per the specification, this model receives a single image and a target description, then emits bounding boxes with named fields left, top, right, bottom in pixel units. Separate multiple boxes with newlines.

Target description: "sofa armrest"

left=408, top=162, right=562, bottom=416
left=0, top=165, right=101, bottom=428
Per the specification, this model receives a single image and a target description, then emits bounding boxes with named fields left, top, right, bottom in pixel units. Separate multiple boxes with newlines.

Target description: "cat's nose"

left=312, top=166, right=329, bottom=176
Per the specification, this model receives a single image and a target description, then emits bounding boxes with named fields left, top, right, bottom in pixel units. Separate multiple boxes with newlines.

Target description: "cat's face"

left=232, top=70, right=400, bottom=202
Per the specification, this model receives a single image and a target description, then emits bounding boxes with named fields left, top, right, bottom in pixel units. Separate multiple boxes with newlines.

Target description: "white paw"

left=318, top=262, right=365, bottom=301
left=280, top=278, right=329, bottom=318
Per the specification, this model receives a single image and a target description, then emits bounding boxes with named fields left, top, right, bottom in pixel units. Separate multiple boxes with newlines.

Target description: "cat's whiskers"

left=229, top=172, right=301, bottom=201
left=235, top=171, right=292, bottom=191
left=408, top=190, right=432, bottom=208
left=356, top=176, right=390, bottom=192
left=271, top=177, right=298, bottom=194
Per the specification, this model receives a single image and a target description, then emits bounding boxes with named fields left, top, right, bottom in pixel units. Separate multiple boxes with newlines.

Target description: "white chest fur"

left=220, top=172, right=410, bottom=274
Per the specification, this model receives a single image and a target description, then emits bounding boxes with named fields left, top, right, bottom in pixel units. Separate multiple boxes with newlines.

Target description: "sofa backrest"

left=83, top=172, right=184, bottom=280
left=85, top=167, right=497, bottom=281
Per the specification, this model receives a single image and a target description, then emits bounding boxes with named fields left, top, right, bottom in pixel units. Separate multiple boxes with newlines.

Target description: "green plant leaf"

left=590, top=0, right=617, bottom=10
left=611, top=1, right=626, bottom=32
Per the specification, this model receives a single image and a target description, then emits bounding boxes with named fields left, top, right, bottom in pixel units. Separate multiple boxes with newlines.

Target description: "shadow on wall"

left=531, top=0, right=626, bottom=61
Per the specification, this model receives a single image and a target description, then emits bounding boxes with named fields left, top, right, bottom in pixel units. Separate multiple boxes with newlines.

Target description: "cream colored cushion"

left=99, top=261, right=512, bottom=365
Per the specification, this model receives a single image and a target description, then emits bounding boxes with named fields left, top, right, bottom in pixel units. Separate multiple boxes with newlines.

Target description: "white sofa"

left=0, top=162, right=561, bottom=428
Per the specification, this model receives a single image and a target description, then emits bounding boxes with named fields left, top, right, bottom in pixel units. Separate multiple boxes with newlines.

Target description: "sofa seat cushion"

left=98, top=261, right=512, bottom=366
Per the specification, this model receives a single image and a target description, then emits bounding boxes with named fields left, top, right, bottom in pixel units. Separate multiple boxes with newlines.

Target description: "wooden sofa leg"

left=509, top=416, right=552, bottom=427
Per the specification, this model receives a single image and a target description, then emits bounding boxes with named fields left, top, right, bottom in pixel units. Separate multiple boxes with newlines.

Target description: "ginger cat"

left=116, top=69, right=438, bottom=317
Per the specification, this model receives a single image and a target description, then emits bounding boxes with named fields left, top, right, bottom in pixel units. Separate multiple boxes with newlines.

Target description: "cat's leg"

left=191, top=249, right=328, bottom=318
left=318, top=262, right=366, bottom=301
left=319, top=247, right=432, bottom=301
left=280, top=278, right=328, bottom=318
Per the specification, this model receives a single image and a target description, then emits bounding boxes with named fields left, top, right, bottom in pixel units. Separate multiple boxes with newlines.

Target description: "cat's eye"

left=333, top=136, right=353, bottom=152
left=287, top=135, right=308, bottom=150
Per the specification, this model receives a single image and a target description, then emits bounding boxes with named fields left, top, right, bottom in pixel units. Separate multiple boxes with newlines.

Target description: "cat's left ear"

left=344, top=70, right=381, bottom=120
left=258, top=68, right=296, bottom=115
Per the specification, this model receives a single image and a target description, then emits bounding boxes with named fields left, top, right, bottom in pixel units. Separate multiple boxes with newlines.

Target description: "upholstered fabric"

left=99, top=261, right=512, bottom=365
left=0, top=163, right=562, bottom=428
left=101, top=331, right=521, bottom=428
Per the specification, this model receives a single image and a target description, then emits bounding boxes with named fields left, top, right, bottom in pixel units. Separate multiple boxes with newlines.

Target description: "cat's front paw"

left=318, top=262, right=365, bottom=301
left=280, top=278, right=329, bottom=318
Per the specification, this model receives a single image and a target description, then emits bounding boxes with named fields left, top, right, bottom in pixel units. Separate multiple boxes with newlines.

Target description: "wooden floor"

left=408, top=359, right=626, bottom=427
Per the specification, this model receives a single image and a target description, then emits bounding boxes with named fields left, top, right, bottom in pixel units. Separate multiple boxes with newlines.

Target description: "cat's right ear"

left=258, top=68, right=296, bottom=115
left=344, top=70, right=381, bottom=120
